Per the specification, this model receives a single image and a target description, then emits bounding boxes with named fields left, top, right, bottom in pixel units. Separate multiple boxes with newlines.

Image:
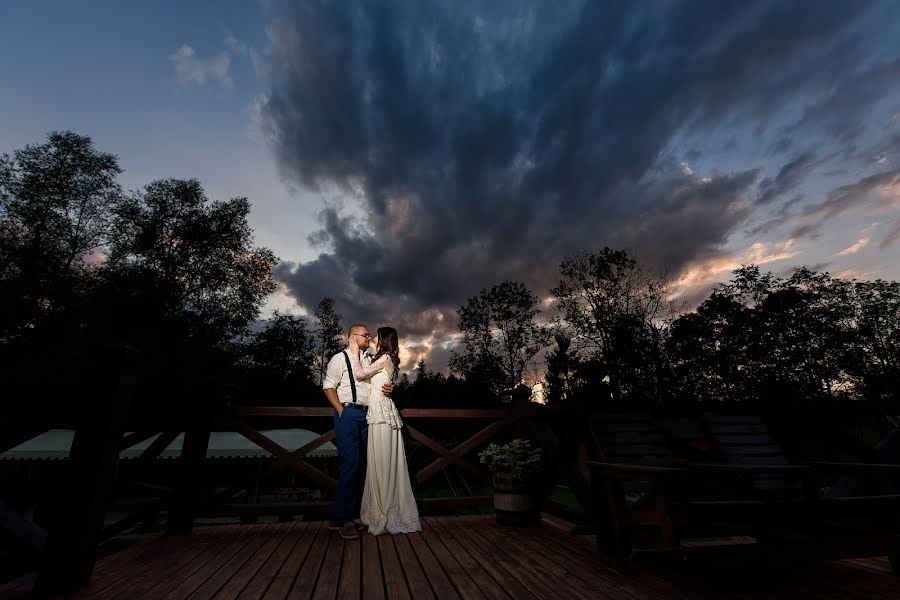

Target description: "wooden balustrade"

left=3, top=367, right=593, bottom=595
left=202, top=398, right=590, bottom=524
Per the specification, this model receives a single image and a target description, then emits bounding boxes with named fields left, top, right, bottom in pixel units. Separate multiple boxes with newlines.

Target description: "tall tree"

left=0, top=131, right=121, bottom=338
left=103, top=178, right=277, bottom=346
left=850, top=279, right=900, bottom=405
left=545, top=333, right=579, bottom=403
left=450, top=281, right=545, bottom=397
left=668, top=265, right=871, bottom=408
left=245, top=312, right=315, bottom=381
left=551, top=247, right=678, bottom=404
left=313, top=297, right=344, bottom=385
left=242, top=311, right=317, bottom=401
left=414, top=358, right=429, bottom=383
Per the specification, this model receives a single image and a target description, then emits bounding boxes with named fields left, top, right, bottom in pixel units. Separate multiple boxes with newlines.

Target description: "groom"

left=322, top=324, right=393, bottom=539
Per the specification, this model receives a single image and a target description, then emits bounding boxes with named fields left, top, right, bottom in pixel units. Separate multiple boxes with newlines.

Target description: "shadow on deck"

left=1, top=515, right=898, bottom=599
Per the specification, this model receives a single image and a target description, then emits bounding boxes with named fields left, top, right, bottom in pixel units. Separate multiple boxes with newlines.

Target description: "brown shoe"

left=339, top=523, right=360, bottom=540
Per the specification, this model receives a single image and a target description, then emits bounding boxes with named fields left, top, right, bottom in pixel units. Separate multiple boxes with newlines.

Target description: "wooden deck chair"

left=699, top=414, right=807, bottom=501
left=588, top=413, right=765, bottom=562
left=699, top=413, right=900, bottom=571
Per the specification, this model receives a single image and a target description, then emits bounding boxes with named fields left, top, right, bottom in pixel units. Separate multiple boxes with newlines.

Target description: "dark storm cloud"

left=800, top=168, right=900, bottom=222
left=607, top=167, right=761, bottom=269
left=255, top=0, right=897, bottom=369
left=756, top=151, right=820, bottom=206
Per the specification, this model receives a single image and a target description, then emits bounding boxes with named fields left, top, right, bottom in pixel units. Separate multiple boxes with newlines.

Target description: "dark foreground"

left=1, top=515, right=897, bottom=599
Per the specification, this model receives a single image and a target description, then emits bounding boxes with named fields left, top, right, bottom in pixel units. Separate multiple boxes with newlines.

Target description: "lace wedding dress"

left=349, top=353, right=421, bottom=535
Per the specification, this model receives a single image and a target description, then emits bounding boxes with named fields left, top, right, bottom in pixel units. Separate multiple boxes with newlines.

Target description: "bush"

left=478, top=439, right=542, bottom=481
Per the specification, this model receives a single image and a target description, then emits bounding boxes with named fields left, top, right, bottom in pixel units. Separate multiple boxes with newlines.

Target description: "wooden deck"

left=1, top=515, right=898, bottom=599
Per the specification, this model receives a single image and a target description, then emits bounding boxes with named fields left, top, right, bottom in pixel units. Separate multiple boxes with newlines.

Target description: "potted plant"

left=479, top=438, right=542, bottom=525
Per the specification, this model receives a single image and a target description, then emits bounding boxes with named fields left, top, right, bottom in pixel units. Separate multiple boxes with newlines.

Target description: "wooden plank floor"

left=1, top=515, right=898, bottom=599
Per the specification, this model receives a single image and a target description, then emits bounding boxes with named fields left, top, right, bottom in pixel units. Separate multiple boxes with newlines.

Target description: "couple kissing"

left=322, top=325, right=421, bottom=540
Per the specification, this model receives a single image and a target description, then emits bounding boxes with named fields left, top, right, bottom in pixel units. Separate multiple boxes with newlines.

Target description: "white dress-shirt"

left=322, top=349, right=372, bottom=406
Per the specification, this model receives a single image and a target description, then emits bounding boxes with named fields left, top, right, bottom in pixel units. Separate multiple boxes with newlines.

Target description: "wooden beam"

left=227, top=406, right=519, bottom=419
left=34, top=345, right=138, bottom=597
left=119, top=429, right=162, bottom=451
left=134, top=430, right=180, bottom=466
left=231, top=420, right=336, bottom=491
left=401, top=408, right=509, bottom=418
left=415, top=420, right=509, bottom=484
left=0, top=500, right=47, bottom=553
left=408, top=426, right=489, bottom=485
left=167, top=384, right=214, bottom=535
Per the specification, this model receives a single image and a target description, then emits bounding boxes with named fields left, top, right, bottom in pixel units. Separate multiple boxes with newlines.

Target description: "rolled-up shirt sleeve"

left=322, top=353, right=344, bottom=390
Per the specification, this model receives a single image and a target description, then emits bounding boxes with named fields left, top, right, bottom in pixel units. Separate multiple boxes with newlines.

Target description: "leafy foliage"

left=313, top=297, right=344, bottom=385
left=668, top=265, right=900, bottom=409
left=479, top=439, right=542, bottom=481
left=0, top=131, right=121, bottom=339
left=241, top=311, right=318, bottom=397
left=105, top=178, right=277, bottom=344
left=450, top=281, right=546, bottom=397
left=551, top=247, right=678, bottom=405
left=0, top=132, right=279, bottom=415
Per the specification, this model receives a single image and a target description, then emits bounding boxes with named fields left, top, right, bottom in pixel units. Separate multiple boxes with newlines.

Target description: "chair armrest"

left=587, top=461, right=686, bottom=481
left=811, top=461, right=900, bottom=473
left=688, top=462, right=812, bottom=474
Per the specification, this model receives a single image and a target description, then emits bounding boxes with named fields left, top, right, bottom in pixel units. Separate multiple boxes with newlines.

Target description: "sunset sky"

left=2, top=1, right=899, bottom=373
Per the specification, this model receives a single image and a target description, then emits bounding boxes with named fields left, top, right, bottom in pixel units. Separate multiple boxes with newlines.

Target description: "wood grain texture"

left=3, top=517, right=897, bottom=600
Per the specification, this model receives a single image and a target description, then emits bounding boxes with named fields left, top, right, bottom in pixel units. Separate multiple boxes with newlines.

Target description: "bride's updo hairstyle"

left=375, top=327, right=401, bottom=377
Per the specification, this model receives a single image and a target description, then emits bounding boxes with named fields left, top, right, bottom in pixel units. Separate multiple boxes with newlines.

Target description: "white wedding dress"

left=349, top=353, right=421, bottom=535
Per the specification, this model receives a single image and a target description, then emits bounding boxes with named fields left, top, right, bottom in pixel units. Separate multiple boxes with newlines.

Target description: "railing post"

left=167, top=380, right=217, bottom=535
left=33, top=345, right=138, bottom=597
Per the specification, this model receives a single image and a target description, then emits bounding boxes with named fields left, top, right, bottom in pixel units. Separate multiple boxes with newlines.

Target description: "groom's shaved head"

left=348, top=324, right=368, bottom=336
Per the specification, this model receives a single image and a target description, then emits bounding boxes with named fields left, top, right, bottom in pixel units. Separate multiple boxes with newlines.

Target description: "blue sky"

left=0, top=1, right=322, bottom=271
left=2, top=1, right=900, bottom=372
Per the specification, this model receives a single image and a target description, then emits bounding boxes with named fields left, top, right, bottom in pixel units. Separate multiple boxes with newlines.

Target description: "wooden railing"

left=1, top=362, right=594, bottom=595
left=186, top=399, right=588, bottom=521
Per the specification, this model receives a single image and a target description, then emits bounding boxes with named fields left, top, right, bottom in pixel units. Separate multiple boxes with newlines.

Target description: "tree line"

left=0, top=132, right=351, bottom=416
left=450, top=250, right=899, bottom=414
left=2, top=132, right=897, bottom=421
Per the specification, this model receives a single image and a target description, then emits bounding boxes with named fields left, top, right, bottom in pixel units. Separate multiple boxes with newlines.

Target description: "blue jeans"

left=331, top=407, right=368, bottom=524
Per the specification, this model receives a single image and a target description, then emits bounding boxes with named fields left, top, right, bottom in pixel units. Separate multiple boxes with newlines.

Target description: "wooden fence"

left=0, top=354, right=594, bottom=596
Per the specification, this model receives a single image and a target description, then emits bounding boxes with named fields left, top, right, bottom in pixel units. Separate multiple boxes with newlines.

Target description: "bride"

left=347, top=327, right=421, bottom=535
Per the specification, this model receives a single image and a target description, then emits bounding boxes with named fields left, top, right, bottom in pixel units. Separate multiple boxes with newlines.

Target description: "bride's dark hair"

left=375, top=327, right=400, bottom=379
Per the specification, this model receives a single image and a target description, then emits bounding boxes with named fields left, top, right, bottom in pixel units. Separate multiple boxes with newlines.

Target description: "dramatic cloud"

left=836, top=238, right=870, bottom=256
left=169, top=44, right=233, bottom=88
left=254, top=0, right=900, bottom=371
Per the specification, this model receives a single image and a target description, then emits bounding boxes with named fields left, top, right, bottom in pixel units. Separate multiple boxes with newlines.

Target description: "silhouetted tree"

left=450, top=281, right=545, bottom=398
left=241, top=311, right=317, bottom=402
left=0, top=131, right=121, bottom=340
left=545, top=333, right=579, bottom=403
left=551, top=247, right=678, bottom=405
left=103, top=178, right=277, bottom=346
left=667, top=265, right=899, bottom=409
left=414, top=358, right=430, bottom=383
left=850, top=279, right=900, bottom=406
left=313, top=297, right=344, bottom=385
left=247, top=312, right=315, bottom=379
left=1, top=134, right=280, bottom=420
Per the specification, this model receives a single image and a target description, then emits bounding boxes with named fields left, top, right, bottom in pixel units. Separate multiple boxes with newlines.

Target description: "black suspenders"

left=342, top=351, right=357, bottom=404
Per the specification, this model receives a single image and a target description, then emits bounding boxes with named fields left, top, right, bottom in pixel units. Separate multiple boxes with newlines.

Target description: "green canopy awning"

left=1, top=429, right=336, bottom=460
